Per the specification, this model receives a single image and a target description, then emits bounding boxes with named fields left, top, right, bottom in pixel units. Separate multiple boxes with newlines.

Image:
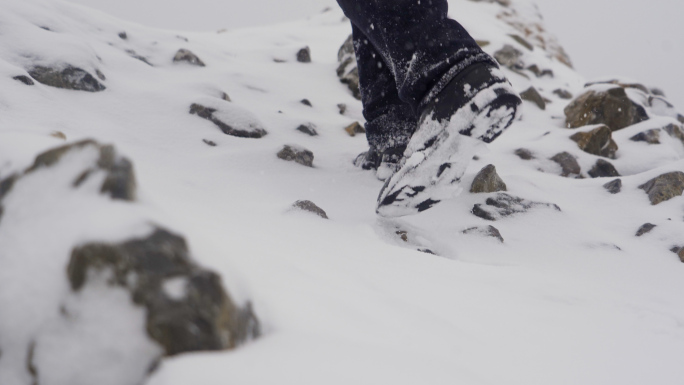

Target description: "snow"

left=0, top=0, right=683, bottom=384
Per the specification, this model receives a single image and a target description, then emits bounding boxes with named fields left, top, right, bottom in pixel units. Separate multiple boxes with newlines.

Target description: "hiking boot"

left=376, top=62, right=522, bottom=217
left=354, top=144, right=406, bottom=181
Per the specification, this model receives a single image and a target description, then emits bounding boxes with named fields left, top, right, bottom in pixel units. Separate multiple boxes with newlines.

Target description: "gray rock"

left=639, top=171, right=684, bottom=205
left=28, top=65, right=106, bottom=92
left=462, top=225, right=504, bottom=243
left=292, top=200, right=328, bottom=219
left=203, top=139, right=217, bottom=147
left=296, top=123, right=318, bottom=136
left=663, top=123, right=684, bottom=146
left=526, top=64, right=553, bottom=78
left=300, top=99, right=312, bottom=107
left=494, top=44, right=524, bottom=70
left=277, top=145, right=314, bottom=167
left=344, top=121, right=366, bottom=137
left=630, top=129, right=661, bottom=144
left=520, top=86, right=546, bottom=110
left=13, top=75, right=34, bottom=85
left=680, top=248, right=684, bottom=263
left=588, top=159, right=620, bottom=178
left=126, top=49, right=154, bottom=66
left=550, top=152, right=581, bottom=177
left=514, top=148, right=534, bottom=160
left=553, top=89, right=573, bottom=99
left=173, top=49, right=205, bottom=67
left=337, top=35, right=361, bottom=100
left=337, top=103, right=347, bottom=115
left=603, top=179, right=622, bottom=194
left=564, top=87, right=649, bottom=131
left=189, top=103, right=267, bottom=138
left=470, top=164, right=507, bottom=193
left=635, top=223, right=657, bottom=237
left=296, top=46, right=311, bottom=63
left=68, top=228, right=260, bottom=356
left=570, top=125, right=618, bottom=159
left=471, top=193, right=561, bottom=221
left=118, top=31, right=128, bottom=40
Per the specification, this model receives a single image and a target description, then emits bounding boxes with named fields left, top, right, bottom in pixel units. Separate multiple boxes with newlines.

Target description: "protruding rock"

left=203, top=139, right=217, bottom=147
left=337, top=103, right=347, bottom=115
left=28, top=65, right=106, bottom=92
left=520, top=87, right=546, bottom=110
left=13, top=75, right=34, bottom=85
left=344, top=121, right=365, bottom=137
left=603, top=179, right=622, bottom=194
left=553, top=89, right=573, bottom=99
left=296, top=46, right=311, bottom=63
left=277, top=145, right=314, bottom=167
left=173, top=49, right=205, bottom=67
left=514, top=148, right=534, bottom=160
left=470, top=165, right=507, bottom=193
left=588, top=159, right=620, bottom=178
left=189, top=103, right=267, bottom=138
left=639, top=172, right=684, bottom=205
left=635, top=223, right=656, bottom=237
left=462, top=225, right=504, bottom=243
left=570, top=125, right=618, bottom=159
left=663, top=123, right=684, bottom=146
left=337, top=35, right=360, bottom=100
left=300, top=99, right=312, bottom=107
left=68, top=228, right=260, bottom=356
left=292, top=200, right=328, bottom=219
left=471, top=193, right=561, bottom=221
left=50, top=131, right=67, bottom=140
left=564, top=87, right=649, bottom=131
left=118, top=31, right=128, bottom=40
left=679, top=248, right=684, bottom=263
left=550, top=152, right=581, bottom=177
left=630, top=129, right=661, bottom=144
left=526, top=64, right=553, bottom=78
left=221, top=92, right=231, bottom=102
left=296, top=123, right=318, bottom=136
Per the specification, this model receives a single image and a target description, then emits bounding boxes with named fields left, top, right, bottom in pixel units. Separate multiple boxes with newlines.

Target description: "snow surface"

left=0, top=0, right=684, bottom=384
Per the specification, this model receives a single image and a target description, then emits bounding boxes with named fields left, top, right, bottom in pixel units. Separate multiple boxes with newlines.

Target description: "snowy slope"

left=1, top=0, right=684, bottom=384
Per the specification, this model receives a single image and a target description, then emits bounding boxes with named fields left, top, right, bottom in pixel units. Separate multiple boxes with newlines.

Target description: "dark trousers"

left=337, top=0, right=495, bottom=151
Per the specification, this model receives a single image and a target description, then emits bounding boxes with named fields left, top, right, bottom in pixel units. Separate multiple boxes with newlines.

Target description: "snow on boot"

left=376, top=63, right=522, bottom=217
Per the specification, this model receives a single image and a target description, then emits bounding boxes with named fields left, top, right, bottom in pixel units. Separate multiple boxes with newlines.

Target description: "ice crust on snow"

left=1, top=0, right=684, bottom=384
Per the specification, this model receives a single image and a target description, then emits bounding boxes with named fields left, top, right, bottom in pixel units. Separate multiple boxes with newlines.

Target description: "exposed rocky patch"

left=520, top=86, right=545, bottom=110
left=336, top=35, right=361, bottom=100
left=569, top=125, right=618, bottom=159
left=514, top=148, right=534, bottom=160
left=277, top=145, right=314, bottom=167
left=564, top=87, right=648, bottom=131
left=344, top=121, right=365, bottom=137
left=470, top=164, right=507, bottom=193
left=630, top=129, right=661, bottom=144
left=553, top=89, right=572, bottom=99
left=300, top=99, right=312, bottom=107
left=472, top=193, right=561, bottom=221
left=588, top=159, right=620, bottom=178
left=635, top=223, right=657, bottom=237
left=173, top=49, right=205, bottom=67
left=189, top=103, right=268, bottom=138
left=13, top=75, right=34, bottom=85
left=296, top=123, right=319, bottom=136
left=603, top=179, right=622, bottom=194
left=28, top=65, right=106, bottom=92
left=297, top=46, right=311, bottom=63
left=462, top=225, right=504, bottom=243
left=639, top=172, right=684, bottom=205
left=494, top=44, right=524, bottom=71
left=550, top=152, right=581, bottom=177
left=291, top=200, right=328, bottom=219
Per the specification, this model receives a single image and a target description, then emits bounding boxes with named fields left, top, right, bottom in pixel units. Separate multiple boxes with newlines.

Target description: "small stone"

left=273, top=58, right=287, bottom=63
left=462, top=226, right=504, bottom=243
left=337, top=35, right=361, bottom=100
left=639, top=171, right=684, bottom=205
left=344, top=122, right=365, bottom=137
left=337, top=103, right=347, bottom=115
left=588, top=159, right=620, bottom=178
left=650, top=88, right=666, bottom=97
left=509, top=34, right=533, bottom=51
left=494, top=44, right=524, bottom=70
left=277, top=145, right=314, bottom=167
left=13, top=75, right=34, bottom=85
left=292, top=200, right=328, bottom=219
left=514, top=148, right=534, bottom=160
left=663, top=123, right=684, bottom=145
left=527, top=64, right=553, bottom=78
left=296, top=123, right=318, bottom=136
left=189, top=103, right=267, bottom=139
left=173, top=49, right=205, bottom=67
left=221, top=92, right=231, bottom=102
left=553, top=89, right=573, bottom=99
left=396, top=231, right=409, bottom=242
left=630, top=129, right=661, bottom=144
left=470, top=164, right=507, bottom=193
left=203, top=139, right=217, bottom=147
left=118, top=31, right=128, bottom=40
left=50, top=131, right=67, bottom=140
left=635, top=223, right=657, bottom=237
left=603, top=179, right=622, bottom=194
left=550, top=152, right=581, bottom=177
left=300, top=99, right=312, bottom=107
left=471, top=193, right=561, bottom=221
left=296, top=47, right=311, bottom=63
left=679, top=248, right=684, bottom=263
left=28, top=65, right=106, bottom=92
left=475, top=40, right=490, bottom=48
left=570, top=125, right=618, bottom=159
left=520, top=87, right=546, bottom=110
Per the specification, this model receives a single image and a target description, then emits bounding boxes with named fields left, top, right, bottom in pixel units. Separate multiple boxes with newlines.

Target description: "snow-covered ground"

left=1, top=0, right=684, bottom=384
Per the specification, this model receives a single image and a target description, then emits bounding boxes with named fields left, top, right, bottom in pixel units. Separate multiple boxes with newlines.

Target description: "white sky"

left=65, top=0, right=684, bottom=109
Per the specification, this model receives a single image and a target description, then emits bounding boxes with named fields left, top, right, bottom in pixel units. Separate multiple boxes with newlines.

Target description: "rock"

left=520, top=86, right=546, bottom=110
left=462, top=225, right=504, bottom=243
left=203, top=139, right=217, bottom=147
left=564, top=87, right=649, bottom=131
left=471, top=193, right=561, bottom=221
left=173, top=49, right=205, bottom=67
left=570, top=125, right=618, bottom=159
left=494, top=44, right=524, bottom=70
left=639, top=171, right=684, bottom=205
left=470, top=164, right=507, bottom=193
left=68, top=228, right=260, bottom=356
left=28, top=65, right=106, bottom=92
left=396, top=230, right=409, bottom=242
left=526, top=64, right=553, bottom=78
left=514, top=148, right=534, bottom=160
left=553, top=89, right=573, bottom=99
left=50, top=131, right=67, bottom=140
left=475, top=40, right=490, bottom=48
left=27, top=140, right=136, bottom=201
left=300, top=99, right=312, bottom=107
left=344, top=121, right=366, bottom=137
left=550, top=152, right=581, bottom=177
left=118, top=31, right=128, bottom=40
left=603, top=179, right=622, bottom=194
left=630, top=129, right=661, bottom=144
left=221, top=92, right=232, bottom=102
left=663, top=123, right=684, bottom=146
left=277, top=145, right=314, bottom=167
left=296, top=46, right=311, bottom=63
left=291, top=200, right=328, bottom=219
left=588, top=159, right=620, bottom=178
left=509, top=34, right=533, bottom=51
left=296, top=123, right=318, bottom=136
left=189, top=103, right=268, bottom=139
left=585, top=79, right=650, bottom=94
left=13, top=75, right=34, bottom=85
left=679, top=248, right=684, bottom=263
left=337, top=103, right=347, bottom=115
left=337, top=35, right=361, bottom=100
left=635, top=223, right=657, bottom=237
